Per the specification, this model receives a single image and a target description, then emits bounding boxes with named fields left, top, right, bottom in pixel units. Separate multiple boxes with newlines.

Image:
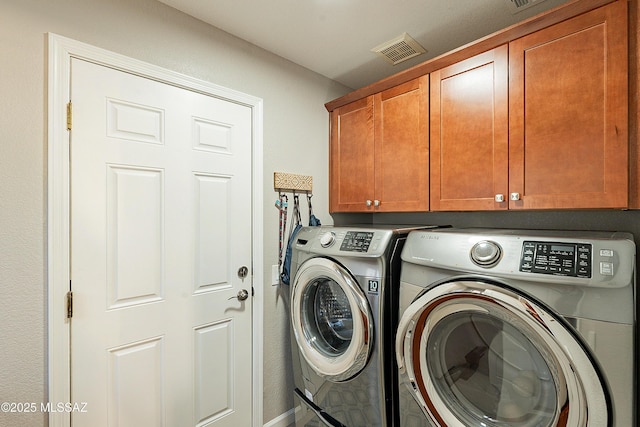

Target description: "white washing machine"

left=396, top=228, right=635, bottom=427
left=288, top=225, right=438, bottom=426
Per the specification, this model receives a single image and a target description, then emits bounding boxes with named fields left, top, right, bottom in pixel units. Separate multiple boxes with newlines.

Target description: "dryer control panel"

left=520, top=241, right=592, bottom=278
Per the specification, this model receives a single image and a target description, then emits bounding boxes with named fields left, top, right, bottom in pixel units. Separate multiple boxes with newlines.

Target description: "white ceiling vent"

left=371, top=33, right=426, bottom=65
left=506, top=0, right=549, bottom=14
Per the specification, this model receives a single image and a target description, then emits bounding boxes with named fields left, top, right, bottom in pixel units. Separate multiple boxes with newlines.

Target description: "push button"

left=600, top=249, right=614, bottom=257
left=600, top=262, right=614, bottom=276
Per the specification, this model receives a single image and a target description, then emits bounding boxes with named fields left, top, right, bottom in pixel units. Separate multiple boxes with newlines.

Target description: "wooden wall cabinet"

left=508, top=0, right=628, bottom=209
left=430, top=46, right=509, bottom=211
left=431, top=0, right=628, bottom=211
left=329, top=76, right=429, bottom=212
left=329, top=96, right=375, bottom=212
left=328, top=0, right=629, bottom=213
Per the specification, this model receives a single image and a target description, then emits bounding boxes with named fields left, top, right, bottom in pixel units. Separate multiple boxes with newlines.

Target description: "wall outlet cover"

left=271, top=264, right=280, bottom=286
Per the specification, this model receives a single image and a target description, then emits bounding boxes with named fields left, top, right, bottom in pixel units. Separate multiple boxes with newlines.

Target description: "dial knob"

left=320, top=231, right=336, bottom=248
left=470, top=240, right=502, bottom=267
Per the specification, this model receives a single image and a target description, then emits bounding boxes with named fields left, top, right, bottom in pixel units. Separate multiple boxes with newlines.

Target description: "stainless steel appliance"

left=396, top=228, right=635, bottom=427
left=288, top=225, right=436, bottom=426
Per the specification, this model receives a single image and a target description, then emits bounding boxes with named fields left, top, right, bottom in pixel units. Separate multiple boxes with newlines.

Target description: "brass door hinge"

left=66, top=291, right=73, bottom=319
left=66, top=102, right=72, bottom=130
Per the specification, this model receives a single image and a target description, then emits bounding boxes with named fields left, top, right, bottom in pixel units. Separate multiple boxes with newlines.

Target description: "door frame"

left=47, top=33, right=264, bottom=427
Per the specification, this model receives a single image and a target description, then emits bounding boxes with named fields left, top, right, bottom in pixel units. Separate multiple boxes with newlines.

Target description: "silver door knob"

left=229, top=289, right=249, bottom=301
left=510, top=192, right=521, bottom=201
left=495, top=194, right=505, bottom=202
left=366, top=199, right=373, bottom=207
left=374, top=200, right=380, bottom=207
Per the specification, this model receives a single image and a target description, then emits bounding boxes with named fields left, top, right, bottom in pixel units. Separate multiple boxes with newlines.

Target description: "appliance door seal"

left=396, top=279, right=610, bottom=427
left=291, top=257, right=374, bottom=382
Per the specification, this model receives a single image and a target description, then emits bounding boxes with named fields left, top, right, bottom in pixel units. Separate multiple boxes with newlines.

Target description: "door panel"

left=107, top=165, right=164, bottom=308
left=70, top=58, right=252, bottom=427
left=508, top=1, right=628, bottom=209
left=108, top=337, right=164, bottom=426
left=430, top=46, right=509, bottom=211
left=329, top=97, right=375, bottom=212
left=375, top=76, right=429, bottom=212
left=194, top=320, right=234, bottom=423
left=194, top=174, right=231, bottom=292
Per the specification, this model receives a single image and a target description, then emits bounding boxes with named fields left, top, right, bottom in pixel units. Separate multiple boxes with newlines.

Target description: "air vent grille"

left=506, top=0, right=549, bottom=14
left=371, top=33, right=426, bottom=65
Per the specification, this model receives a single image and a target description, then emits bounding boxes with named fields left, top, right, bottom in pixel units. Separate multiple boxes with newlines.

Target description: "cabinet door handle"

left=510, top=192, right=521, bottom=201
left=366, top=199, right=373, bottom=207
left=495, top=194, right=505, bottom=203
left=374, top=200, right=380, bottom=207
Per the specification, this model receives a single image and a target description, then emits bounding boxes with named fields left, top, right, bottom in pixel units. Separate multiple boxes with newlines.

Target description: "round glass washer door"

left=291, top=257, right=373, bottom=382
left=396, top=279, right=609, bottom=427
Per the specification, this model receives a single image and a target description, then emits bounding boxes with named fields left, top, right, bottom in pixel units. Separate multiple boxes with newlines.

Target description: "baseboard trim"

left=264, top=407, right=297, bottom=427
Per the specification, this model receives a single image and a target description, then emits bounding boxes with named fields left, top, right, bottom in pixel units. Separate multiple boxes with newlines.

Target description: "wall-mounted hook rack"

left=273, top=172, right=313, bottom=194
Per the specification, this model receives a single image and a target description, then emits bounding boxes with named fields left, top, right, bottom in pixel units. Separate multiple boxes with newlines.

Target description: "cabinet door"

left=374, top=76, right=429, bottom=212
left=329, top=96, right=375, bottom=212
left=430, top=46, right=509, bottom=211
left=509, top=0, right=628, bottom=209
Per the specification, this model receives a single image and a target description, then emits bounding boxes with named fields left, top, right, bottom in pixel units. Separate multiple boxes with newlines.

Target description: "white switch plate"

left=271, top=264, right=280, bottom=286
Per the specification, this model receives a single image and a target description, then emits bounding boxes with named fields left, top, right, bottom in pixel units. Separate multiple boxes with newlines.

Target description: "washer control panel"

left=298, top=227, right=398, bottom=256
left=340, top=231, right=374, bottom=252
left=520, top=241, right=592, bottom=278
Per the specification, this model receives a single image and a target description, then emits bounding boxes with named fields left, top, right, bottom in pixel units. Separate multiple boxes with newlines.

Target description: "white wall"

left=0, top=0, right=348, bottom=425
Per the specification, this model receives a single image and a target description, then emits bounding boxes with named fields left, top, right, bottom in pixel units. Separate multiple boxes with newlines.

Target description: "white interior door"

left=69, top=57, right=253, bottom=427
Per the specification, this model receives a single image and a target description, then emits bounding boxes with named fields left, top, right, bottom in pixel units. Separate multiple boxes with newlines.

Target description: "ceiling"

left=157, top=0, right=571, bottom=90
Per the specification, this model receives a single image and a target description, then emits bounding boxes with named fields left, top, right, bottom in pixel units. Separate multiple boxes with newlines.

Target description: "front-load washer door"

left=396, top=279, right=610, bottom=427
left=291, top=257, right=374, bottom=382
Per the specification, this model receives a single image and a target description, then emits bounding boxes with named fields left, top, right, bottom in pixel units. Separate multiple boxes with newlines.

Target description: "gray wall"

left=334, top=210, right=640, bottom=248
left=0, top=0, right=347, bottom=425
left=334, top=210, right=640, bottom=233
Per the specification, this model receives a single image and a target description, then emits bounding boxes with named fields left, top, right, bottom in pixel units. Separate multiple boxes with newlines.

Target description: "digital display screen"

left=551, top=245, right=574, bottom=253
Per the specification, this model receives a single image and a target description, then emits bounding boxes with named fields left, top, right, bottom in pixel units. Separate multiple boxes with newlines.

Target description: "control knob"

left=320, top=231, right=336, bottom=248
left=470, top=240, right=502, bottom=267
